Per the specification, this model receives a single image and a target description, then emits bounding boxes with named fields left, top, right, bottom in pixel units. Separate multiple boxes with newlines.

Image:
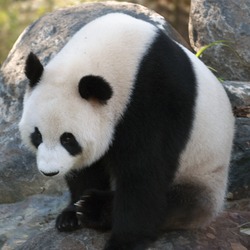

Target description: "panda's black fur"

left=20, top=12, right=234, bottom=250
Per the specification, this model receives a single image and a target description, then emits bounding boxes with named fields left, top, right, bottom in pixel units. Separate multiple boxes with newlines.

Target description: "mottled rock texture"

left=0, top=193, right=68, bottom=249
left=189, top=0, right=250, bottom=81
left=4, top=195, right=249, bottom=250
left=1, top=192, right=249, bottom=250
left=229, top=118, right=250, bottom=199
left=222, top=81, right=250, bottom=199
left=223, top=81, right=250, bottom=108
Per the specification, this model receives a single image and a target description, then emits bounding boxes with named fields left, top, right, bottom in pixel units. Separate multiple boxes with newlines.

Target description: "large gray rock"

left=229, top=118, right=250, bottom=199
left=1, top=192, right=249, bottom=250
left=189, top=0, right=250, bottom=81
left=14, top=196, right=250, bottom=250
left=0, top=2, right=188, bottom=204
left=222, top=81, right=250, bottom=199
left=0, top=192, right=68, bottom=249
left=0, top=188, right=249, bottom=249
left=223, top=81, right=250, bottom=108
left=223, top=81, right=250, bottom=119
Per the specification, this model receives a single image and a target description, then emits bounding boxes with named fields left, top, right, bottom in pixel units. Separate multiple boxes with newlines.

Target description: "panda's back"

left=43, top=13, right=161, bottom=124
left=176, top=45, right=234, bottom=201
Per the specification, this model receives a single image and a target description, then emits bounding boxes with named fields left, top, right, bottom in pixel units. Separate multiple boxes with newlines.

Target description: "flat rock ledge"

left=0, top=193, right=249, bottom=250
left=18, top=209, right=250, bottom=250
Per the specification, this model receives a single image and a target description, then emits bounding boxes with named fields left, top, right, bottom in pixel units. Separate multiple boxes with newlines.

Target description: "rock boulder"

left=189, top=0, right=250, bottom=81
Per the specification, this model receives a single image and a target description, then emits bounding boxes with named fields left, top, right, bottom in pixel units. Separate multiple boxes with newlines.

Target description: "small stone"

left=230, top=242, right=248, bottom=250
left=206, top=233, right=216, bottom=239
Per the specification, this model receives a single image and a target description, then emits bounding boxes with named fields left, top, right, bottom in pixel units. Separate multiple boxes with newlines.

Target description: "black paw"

left=56, top=205, right=81, bottom=232
left=75, top=190, right=113, bottom=231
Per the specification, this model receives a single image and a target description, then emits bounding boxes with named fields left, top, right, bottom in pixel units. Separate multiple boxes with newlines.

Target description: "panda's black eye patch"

left=60, top=132, right=82, bottom=156
left=31, top=127, right=42, bottom=148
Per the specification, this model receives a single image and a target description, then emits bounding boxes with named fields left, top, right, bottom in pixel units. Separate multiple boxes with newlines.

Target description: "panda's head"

left=19, top=52, right=114, bottom=177
left=19, top=13, right=157, bottom=177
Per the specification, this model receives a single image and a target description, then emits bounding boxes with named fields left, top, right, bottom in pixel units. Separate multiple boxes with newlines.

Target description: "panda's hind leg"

left=163, top=182, right=221, bottom=230
left=56, top=161, right=110, bottom=232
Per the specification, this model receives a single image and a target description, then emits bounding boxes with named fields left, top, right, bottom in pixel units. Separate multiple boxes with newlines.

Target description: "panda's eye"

left=60, top=132, right=82, bottom=156
left=31, top=127, right=43, bottom=148
left=61, top=133, right=74, bottom=145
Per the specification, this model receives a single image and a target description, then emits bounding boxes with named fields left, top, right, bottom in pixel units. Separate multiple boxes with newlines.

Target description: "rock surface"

left=222, top=81, right=250, bottom=199
left=228, top=118, right=250, bottom=199
left=223, top=81, right=250, bottom=108
left=0, top=1, right=187, bottom=204
left=0, top=193, right=249, bottom=250
left=0, top=193, right=68, bottom=249
left=189, top=0, right=250, bottom=81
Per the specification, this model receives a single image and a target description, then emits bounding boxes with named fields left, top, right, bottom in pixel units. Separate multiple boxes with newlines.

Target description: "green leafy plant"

left=195, top=39, right=250, bottom=82
left=195, top=40, right=232, bottom=82
left=195, top=40, right=230, bottom=58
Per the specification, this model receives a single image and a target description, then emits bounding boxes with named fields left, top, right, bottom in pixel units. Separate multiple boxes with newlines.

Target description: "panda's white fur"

left=176, top=44, right=234, bottom=222
left=20, top=13, right=158, bottom=175
left=19, top=12, right=234, bottom=248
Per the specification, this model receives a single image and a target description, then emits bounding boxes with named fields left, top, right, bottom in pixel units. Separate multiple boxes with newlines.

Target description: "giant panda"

left=19, top=12, right=234, bottom=250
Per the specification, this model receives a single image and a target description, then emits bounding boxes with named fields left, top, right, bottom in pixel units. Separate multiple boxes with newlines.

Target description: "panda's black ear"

left=78, top=75, right=113, bottom=104
left=25, top=52, right=44, bottom=88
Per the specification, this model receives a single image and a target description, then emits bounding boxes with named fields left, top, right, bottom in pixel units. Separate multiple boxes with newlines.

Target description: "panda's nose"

left=40, top=170, right=59, bottom=177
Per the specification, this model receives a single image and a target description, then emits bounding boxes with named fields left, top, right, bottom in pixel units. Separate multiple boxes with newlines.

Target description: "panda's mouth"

left=40, top=170, right=59, bottom=177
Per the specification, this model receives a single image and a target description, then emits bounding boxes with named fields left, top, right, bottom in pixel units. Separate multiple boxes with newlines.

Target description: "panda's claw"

left=74, top=201, right=83, bottom=207
left=82, top=194, right=91, bottom=198
left=74, top=197, right=88, bottom=208
left=76, top=211, right=83, bottom=216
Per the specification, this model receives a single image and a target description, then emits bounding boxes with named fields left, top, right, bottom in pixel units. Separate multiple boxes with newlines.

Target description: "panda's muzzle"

left=40, top=170, right=59, bottom=177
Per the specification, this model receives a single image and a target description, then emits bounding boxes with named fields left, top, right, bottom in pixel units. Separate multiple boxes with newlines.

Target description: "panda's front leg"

left=104, top=172, right=167, bottom=250
left=75, top=189, right=114, bottom=231
left=56, top=203, right=80, bottom=232
left=56, top=161, right=110, bottom=232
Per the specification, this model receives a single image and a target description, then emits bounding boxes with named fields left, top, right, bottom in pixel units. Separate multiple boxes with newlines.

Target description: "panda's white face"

left=19, top=13, right=157, bottom=177
left=19, top=78, right=115, bottom=176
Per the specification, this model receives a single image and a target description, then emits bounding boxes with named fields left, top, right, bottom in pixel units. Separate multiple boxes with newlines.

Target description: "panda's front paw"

left=56, top=205, right=81, bottom=232
left=75, top=189, right=113, bottom=231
